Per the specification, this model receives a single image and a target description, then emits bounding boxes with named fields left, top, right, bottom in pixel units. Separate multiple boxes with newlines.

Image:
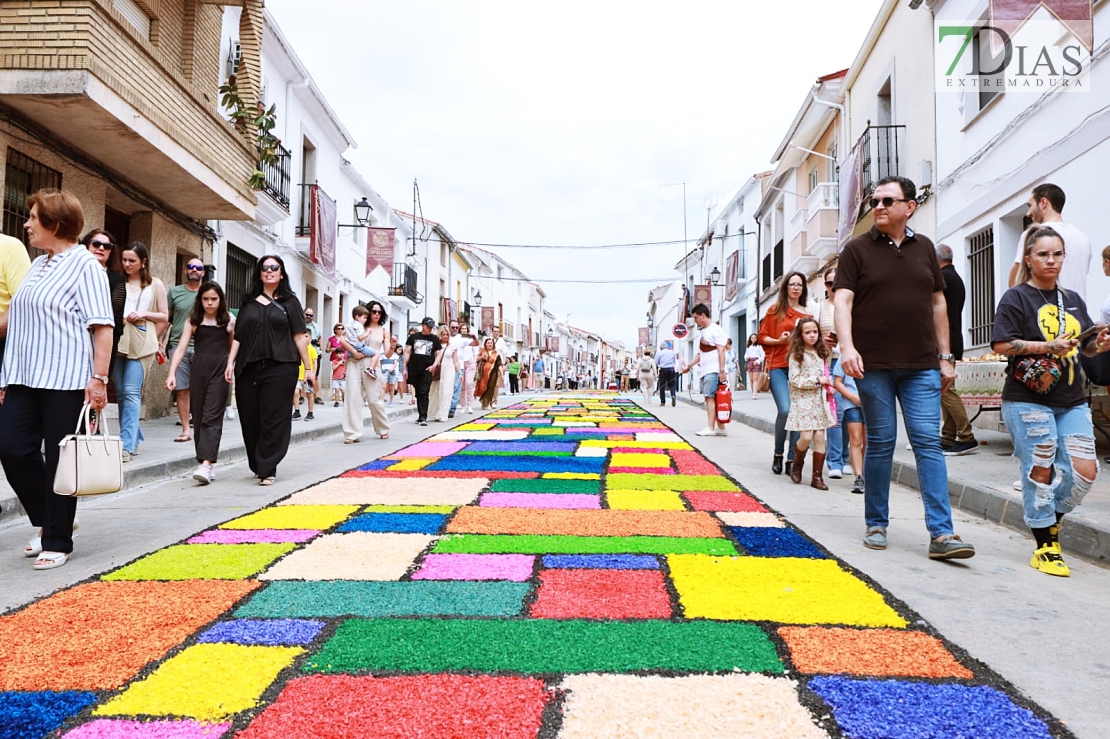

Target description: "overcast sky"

left=265, top=0, right=884, bottom=343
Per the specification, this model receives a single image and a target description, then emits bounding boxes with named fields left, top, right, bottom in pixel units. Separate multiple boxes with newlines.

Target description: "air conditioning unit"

left=227, top=41, right=242, bottom=76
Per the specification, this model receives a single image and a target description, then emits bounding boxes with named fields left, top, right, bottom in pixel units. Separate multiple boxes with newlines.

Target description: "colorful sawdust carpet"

left=0, top=394, right=1069, bottom=738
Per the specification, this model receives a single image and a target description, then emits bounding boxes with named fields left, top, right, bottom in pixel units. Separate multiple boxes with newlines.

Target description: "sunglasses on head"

left=869, top=196, right=910, bottom=209
left=260, top=264, right=281, bottom=273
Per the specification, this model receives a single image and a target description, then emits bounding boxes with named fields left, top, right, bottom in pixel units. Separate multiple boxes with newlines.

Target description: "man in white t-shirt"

left=682, top=303, right=728, bottom=437
left=1008, top=183, right=1092, bottom=313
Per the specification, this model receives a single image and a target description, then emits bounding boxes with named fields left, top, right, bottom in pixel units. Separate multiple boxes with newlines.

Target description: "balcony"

left=387, top=263, right=421, bottom=310
left=806, top=182, right=839, bottom=260
left=0, top=0, right=256, bottom=219
left=258, top=142, right=291, bottom=210
left=859, top=124, right=906, bottom=198
left=296, top=184, right=313, bottom=237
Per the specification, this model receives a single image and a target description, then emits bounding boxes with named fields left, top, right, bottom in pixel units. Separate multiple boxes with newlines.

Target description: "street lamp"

left=473, top=289, right=482, bottom=305
left=338, top=197, right=374, bottom=229
left=709, top=266, right=721, bottom=285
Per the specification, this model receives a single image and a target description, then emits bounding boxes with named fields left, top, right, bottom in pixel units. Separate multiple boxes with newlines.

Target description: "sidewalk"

left=0, top=396, right=419, bottom=526
left=681, top=391, right=1110, bottom=564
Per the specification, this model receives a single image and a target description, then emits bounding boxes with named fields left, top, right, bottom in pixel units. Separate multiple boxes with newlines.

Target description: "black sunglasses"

left=89, top=241, right=114, bottom=250
left=370, top=308, right=383, bottom=314
left=260, top=264, right=281, bottom=273
left=869, top=196, right=910, bottom=209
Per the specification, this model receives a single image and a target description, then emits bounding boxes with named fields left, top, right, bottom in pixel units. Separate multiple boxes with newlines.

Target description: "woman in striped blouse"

left=0, top=190, right=114, bottom=571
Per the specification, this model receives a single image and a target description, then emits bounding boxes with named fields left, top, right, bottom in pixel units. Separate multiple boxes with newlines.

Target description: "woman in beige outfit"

left=340, top=300, right=390, bottom=442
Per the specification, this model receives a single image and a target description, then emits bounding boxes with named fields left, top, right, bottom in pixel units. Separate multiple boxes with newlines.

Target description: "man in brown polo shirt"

left=833, top=176, right=974, bottom=560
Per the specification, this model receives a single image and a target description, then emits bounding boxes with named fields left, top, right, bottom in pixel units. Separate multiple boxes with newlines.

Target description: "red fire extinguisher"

left=715, top=384, right=732, bottom=424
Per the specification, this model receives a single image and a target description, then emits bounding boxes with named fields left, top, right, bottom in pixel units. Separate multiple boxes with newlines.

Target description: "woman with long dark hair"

left=757, top=271, right=810, bottom=474
left=340, top=299, right=390, bottom=443
left=225, top=255, right=311, bottom=485
left=115, top=241, right=168, bottom=462
left=168, top=281, right=233, bottom=484
left=81, top=229, right=125, bottom=375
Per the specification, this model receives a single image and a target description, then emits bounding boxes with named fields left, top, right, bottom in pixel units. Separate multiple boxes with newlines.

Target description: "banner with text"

left=310, top=184, right=337, bottom=278
left=366, top=228, right=395, bottom=277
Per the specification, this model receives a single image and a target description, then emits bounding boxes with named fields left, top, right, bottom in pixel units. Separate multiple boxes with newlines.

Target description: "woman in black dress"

left=167, top=281, right=234, bottom=485
left=225, top=255, right=311, bottom=485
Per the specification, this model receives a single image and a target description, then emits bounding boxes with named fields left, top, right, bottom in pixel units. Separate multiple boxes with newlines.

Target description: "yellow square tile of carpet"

left=94, top=643, right=303, bottom=720
left=259, top=533, right=434, bottom=581
left=450, top=423, right=496, bottom=431
left=610, top=453, right=672, bottom=468
left=387, top=458, right=435, bottom=471
left=219, top=505, right=359, bottom=531
left=281, top=478, right=488, bottom=506
left=667, top=555, right=907, bottom=627
left=606, top=490, right=686, bottom=511
left=716, top=512, right=785, bottom=528
left=543, top=473, right=600, bottom=480
left=558, top=673, right=826, bottom=739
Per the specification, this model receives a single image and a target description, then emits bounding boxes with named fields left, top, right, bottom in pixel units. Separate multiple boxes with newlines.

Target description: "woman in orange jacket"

left=757, top=271, right=811, bottom=474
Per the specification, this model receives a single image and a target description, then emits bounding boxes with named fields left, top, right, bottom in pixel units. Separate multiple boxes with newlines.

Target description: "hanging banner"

left=546, top=335, right=560, bottom=352
left=693, top=284, right=712, bottom=310
left=838, top=135, right=866, bottom=249
left=366, top=227, right=395, bottom=277
left=480, top=306, right=496, bottom=334
left=443, top=297, right=457, bottom=324
left=724, top=251, right=739, bottom=302
left=309, top=184, right=337, bottom=278
left=638, top=327, right=650, bottom=346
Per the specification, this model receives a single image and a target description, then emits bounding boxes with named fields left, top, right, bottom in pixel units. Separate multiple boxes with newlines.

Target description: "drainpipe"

left=809, top=88, right=848, bottom=164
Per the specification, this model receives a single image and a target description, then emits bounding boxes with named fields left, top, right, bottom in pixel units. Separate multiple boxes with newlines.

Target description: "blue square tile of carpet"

left=0, top=691, right=97, bottom=739
left=728, top=526, right=826, bottom=558
left=338, top=513, right=448, bottom=534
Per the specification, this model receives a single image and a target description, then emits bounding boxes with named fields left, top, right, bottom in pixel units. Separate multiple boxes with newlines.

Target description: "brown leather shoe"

left=789, top=447, right=807, bottom=484
left=810, top=452, right=828, bottom=490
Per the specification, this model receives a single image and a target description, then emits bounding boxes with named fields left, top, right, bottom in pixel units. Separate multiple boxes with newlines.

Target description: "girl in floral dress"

left=786, top=317, right=836, bottom=490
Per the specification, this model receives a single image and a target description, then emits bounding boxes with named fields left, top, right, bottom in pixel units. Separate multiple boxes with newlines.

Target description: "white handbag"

left=54, top=403, right=124, bottom=497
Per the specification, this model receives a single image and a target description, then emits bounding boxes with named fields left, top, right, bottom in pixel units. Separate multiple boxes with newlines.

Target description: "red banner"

left=991, top=0, right=1093, bottom=52
left=638, top=327, right=650, bottom=346
left=309, top=184, right=337, bottom=278
left=693, top=284, right=712, bottom=310
left=366, top=227, right=395, bottom=277
left=481, top=306, right=496, bottom=334
left=724, top=251, right=739, bottom=302
left=546, top=336, right=560, bottom=352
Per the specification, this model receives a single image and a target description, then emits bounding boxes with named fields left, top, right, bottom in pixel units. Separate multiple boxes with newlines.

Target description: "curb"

left=682, top=396, right=1110, bottom=565
left=0, top=405, right=418, bottom=527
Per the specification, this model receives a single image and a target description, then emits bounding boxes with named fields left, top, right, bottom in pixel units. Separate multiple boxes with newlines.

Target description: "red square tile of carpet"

left=778, top=626, right=974, bottom=678
left=0, top=580, right=259, bottom=690
left=237, top=674, right=552, bottom=739
left=529, top=569, right=673, bottom=619
left=683, top=490, right=768, bottom=512
left=670, top=449, right=724, bottom=475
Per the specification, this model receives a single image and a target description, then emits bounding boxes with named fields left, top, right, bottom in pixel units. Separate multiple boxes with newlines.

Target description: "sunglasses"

left=89, top=241, right=114, bottom=250
left=869, top=196, right=910, bottom=209
left=304, top=313, right=314, bottom=318
left=370, top=309, right=383, bottom=314
left=824, top=282, right=834, bottom=288
left=260, top=264, right=281, bottom=273
left=187, top=264, right=205, bottom=271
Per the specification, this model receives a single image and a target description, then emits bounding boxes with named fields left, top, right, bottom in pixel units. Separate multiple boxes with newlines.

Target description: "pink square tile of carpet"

left=480, top=493, right=601, bottom=509
left=411, top=554, right=536, bottom=581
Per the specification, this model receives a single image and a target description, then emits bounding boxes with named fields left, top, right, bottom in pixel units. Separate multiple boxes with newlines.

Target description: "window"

left=772, top=239, right=784, bottom=280
left=497, top=265, right=503, bottom=281
left=761, top=253, right=771, bottom=292
left=440, top=241, right=448, bottom=267
left=975, top=28, right=1005, bottom=111
left=968, top=226, right=995, bottom=347
left=3, top=148, right=62, bottom=258
left=225, top=243, right=254, bottom=311
left=826, top=142, right=838, bottom=183
left=808, top=167, right=818, bottom=194
left=114, top=0, right=152, bottom=39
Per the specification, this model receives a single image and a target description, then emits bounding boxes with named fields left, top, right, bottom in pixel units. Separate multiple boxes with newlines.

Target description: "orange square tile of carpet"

left=445, top=508, right=724, bottom=538
left=0, top=580, right=258, bottom=690
left=778, top=627, right=974, bottom=678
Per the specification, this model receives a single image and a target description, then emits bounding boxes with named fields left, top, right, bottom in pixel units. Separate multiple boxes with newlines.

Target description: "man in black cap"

left=404, top=317, right=443, bottom=426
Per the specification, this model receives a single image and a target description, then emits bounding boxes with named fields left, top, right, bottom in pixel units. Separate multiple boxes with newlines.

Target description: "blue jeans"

left=1002, top=401, right=1097, bottom=529
left=769, top=368, right=799, bottom=462
left=825, top=358, right=846, bottom=470
left=449, top=370, right=463, bottom=414
left=855, top=369, right=953, bottom=539
left=113, top=357, right=146, bottom=454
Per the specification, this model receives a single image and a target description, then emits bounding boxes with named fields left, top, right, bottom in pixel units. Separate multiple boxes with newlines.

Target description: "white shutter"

left=114, top=0, right=151, bottom=39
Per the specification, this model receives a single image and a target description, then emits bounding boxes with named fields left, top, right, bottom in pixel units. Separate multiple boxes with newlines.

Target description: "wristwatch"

left=91, top=374, right=109, bottom=384
left=937, top=354, right=955, bottom=362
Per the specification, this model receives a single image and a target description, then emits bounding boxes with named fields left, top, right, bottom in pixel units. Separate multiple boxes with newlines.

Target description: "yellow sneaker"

left=1030, top=545, right=1070, bottom=577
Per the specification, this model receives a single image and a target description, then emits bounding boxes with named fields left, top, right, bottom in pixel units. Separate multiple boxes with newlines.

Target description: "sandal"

left=174, top=433, right=191, bottom=442
left=33, top=551, right=68, bottom=570
left=379, top=433, right=389, bottom=440
left=344, top=438, right=361, bottom=444
left=23, top=519, right=79, bottom=557
left=259, top=477, right=276, bottom=486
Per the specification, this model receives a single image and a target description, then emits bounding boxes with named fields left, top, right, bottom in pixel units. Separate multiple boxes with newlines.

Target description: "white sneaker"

left=1012, top=479, right=1022, bottom=491
left=695, top=427, right=717, bottom=436
left=715, top=428, right=728, bottom=436
left=842, top=466, right=855, bottom=476
left=828, top=468, right=843, bottom=479
left=193, top=464, right=212, bottom=485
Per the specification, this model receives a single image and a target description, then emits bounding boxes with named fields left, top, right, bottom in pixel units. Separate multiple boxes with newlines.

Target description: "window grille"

left=225, top=243, right=254, bottom=311
left=3, top=148, right=62, bottom=260
left=968, top=226, right=995, bottom=347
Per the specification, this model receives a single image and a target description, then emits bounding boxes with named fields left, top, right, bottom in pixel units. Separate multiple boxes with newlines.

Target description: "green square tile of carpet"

left=305, top=618, right=783, bottom=674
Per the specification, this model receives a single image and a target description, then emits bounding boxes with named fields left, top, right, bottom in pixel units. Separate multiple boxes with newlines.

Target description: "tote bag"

left=54, top=404, right=124, bottom=497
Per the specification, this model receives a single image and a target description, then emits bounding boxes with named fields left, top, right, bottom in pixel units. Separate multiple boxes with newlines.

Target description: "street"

left=0, top=392, right=1105, bottom=738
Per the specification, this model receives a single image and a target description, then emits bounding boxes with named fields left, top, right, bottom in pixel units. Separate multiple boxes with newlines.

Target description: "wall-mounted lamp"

left=473, top=289, right=482, bottom=305
left=338, top=197, right=374, bottom=229
left=709, top=267, right=722, bottom=285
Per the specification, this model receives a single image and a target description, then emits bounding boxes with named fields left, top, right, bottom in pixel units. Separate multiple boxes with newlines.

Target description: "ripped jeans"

left=1002, top=401, right=1098, bottom=529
